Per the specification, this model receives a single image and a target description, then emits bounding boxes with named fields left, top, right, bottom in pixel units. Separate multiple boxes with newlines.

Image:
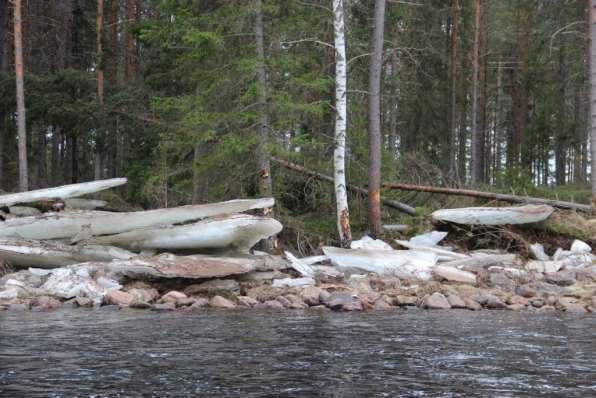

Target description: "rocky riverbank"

left=1, top=241, right=594, bottom=314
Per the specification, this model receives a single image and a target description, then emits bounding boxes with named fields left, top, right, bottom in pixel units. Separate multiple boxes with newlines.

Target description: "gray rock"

left=446, top=294, right=466, bottom=308
left=262, top=300, right=285, bottom=309
left=276, top=296, right=292, bottom=308
left=299, top=286, right=324, bottom=306
left=129, top=299, right=152, bottom=309
left=209, top=295, right=236, bottom=309
left=237, top=295, right=258, bottom=307
left=395, top=295, right=418, bottom=306
left=185, top=279, right=240, bottom=296
left=489, top=272, right=516, bottom=291
left=7, top=303, right=28, bottom=311
left=422, top=292, right=451, bottom=310
left=545, top=271, right=576, bottom=286
left=325, top=292, right=363, bottom=311
left=515, top=285, right=537, bottom=298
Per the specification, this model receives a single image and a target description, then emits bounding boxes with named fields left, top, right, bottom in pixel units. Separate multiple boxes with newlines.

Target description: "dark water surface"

left=0, top=309, right=594, bottom=397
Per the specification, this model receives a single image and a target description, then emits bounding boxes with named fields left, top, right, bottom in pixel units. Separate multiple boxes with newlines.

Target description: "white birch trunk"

left=0, top=177, right=126, bottom=207
left=0, top=198, right=274, bottom=240
left=332, top=0, right=352, bottom=244
left=94, top=214, right=282, bottom=252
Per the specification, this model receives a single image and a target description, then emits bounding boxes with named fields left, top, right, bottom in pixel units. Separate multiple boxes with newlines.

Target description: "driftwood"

left=63, top=198, right=109, bottom=210
left=0, top=178, right=127, bottom=207
left=271, top=157, right=416, bottom=215
left=0, top=238, right=135, bottom=268
left=102, top=253, right=286, bottom=280
left=431, top=205, right=554, bottom=225
left=0, top=198, right=275, bottom=240
left=382, top=182, right=594, bottom=214
left=94, top=214, right=282, bottom=252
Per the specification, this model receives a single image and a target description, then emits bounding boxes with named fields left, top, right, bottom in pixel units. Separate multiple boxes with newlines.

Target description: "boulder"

left=525, top=260, right=563, bottom=274
left=104, top=290, right=134, bottom=306
left=463, top=298, right=482, bottom=311
left=373, top=296, right=394, bottom=310
left=544, top=271, right=576, bottom=286
left=30, top=296, right=61, bottom=311
left=129, top=299, right=152, bottom=309
left=300, top=286, right=324, bottom=306
left=237, top=295, right=259, bottom=307
left=184, top=279, right=240, bottom=296
left=128, top=288, right=159, bottom=303
left=209, top=295, right=236, bottom=309
left=284, top=294, right=308, bottom=309
left=433, top=265, right=476, bottom=285
left=160, top=290, right=188, bottom=303
left=489, top=272, right=516, bottom=291
left=395, top=295, right=418, bottom=306
left=422, top=292, right=451, bottom=309
left=446, top=293, right=466, bottom=308
left=261, top=300, right=285, bottom=309
left=325, top=292, right=363, bottom=311
left=570, top=240, right=592, bottom=254
left=515, top=284, right=537, bottom=298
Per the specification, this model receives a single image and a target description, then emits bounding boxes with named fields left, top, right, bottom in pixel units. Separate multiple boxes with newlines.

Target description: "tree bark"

left=332, top=0, right=352, bottom=244
left=591, top=0, right=596, bottom=203
left=470, top=0, right=481, bottom=187
left=367, top=0, right=386, bottom=238
left=271, top=157, right=416, bottom=215
left=14, top=0, right=28, bottom=192
left=254, top=0, right=272, bottom=201
left=125, top=0, right=139, bottom=79
left=381, top=182, right=594, bottom=213
left=0, top=0, right=9, bottom=190
left=458, top=48, right=468, bottom=182
left=449, top=0, right=460, bottom=176
left=95, top=0, right=105, bottom=181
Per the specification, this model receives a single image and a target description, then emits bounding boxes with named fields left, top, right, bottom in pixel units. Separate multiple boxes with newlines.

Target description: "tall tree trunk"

left=470, top=0, right=481, bottom=187
left=449, top=0, right=460, bottom=176
left=36, top=127, right=47, bottom=188
left=95, top=0, right=105, bottom=181
left=510, top=6, right=531, bottom=169
left=458, top=50, right=468, bottom=182
left=14, top=0, right=28, bottom=192
left=332, top=0, right=352, bottom=244
left=0, top=0, right=10, bottom=190
left=479, top=4, right=488, bottom=183
left=589, top=0, right=596, bottom=203
left=555, top=47, right=567, bottom=186
left=125, top=0, right=139, bottom=79
left=367, top=0, right=386, bottom=238
left=254, top=0, right=272, bottom=200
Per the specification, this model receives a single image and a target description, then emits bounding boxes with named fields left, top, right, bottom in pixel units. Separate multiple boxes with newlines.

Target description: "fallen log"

left=64, top=198, right=109, bottom=210
left=0, top=238, right=135, bottom=268
left=431, top=205, right=554, bottom=225
left=381, top=182, right=594, bottom=214
left=271, top=157, right=416, bottom=215
left=94, top=214, right=282, bottom=252
left=0, top=178, right=127, bottom=207
left=439, top=254, right=516, bottom=269
left=0, top=198, right=275, bottom=240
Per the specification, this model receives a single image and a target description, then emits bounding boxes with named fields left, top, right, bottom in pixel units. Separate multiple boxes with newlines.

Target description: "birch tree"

left=367, top=0, right=386, bottom=238
left=13, top=0, right=28, bottom=191
left=333, top=0, right=352, bottom=244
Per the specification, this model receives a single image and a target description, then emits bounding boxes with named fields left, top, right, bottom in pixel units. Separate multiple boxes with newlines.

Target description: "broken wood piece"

left=432, top=265, right=476, bottom=284
left=322, top=246, right=437, bottom=279
left=381, top=182, right=594, bottom=214
left=271, top=277, right=315, bottom=288
left=394, top=240, right=469, bottom=261
left=0, top=178, right=127, bottom=207
left=439, top=254, right=516, bottom=269
left=431, top=205, right=554, bottom=225
left=271, top=157, right=416, bottom=215
left=0, top=238, right=135, bottom=269
left=284, top=251, right=314, bottom=277
left=408, top=231, right=448, bottom=246
left=300, top=255, right=329, bottom=265
left=350, top=235, right=393, bottom=250
left=95, top=214, right=282, bottom=252
left=0, top=198, right=275, bottom=240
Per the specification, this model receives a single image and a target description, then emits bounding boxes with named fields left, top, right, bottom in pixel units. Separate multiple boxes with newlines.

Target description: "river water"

left=0, top=309, right=594, bottom=397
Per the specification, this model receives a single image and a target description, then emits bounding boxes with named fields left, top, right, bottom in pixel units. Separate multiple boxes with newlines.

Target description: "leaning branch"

left=271, top=157, right=416, bottom=215
left=381, top=182, right=594, bottom=214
